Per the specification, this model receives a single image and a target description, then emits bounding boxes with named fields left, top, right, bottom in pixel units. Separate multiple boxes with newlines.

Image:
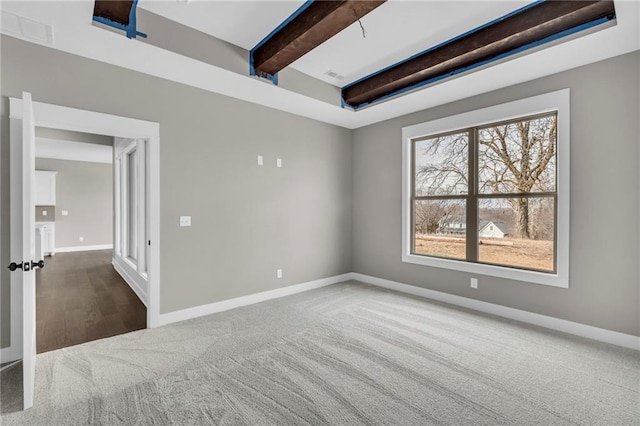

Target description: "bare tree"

left=479, top=115, right=556, bottom=238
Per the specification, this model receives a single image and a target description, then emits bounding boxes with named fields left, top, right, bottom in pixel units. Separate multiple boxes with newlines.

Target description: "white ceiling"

left=1, top=1, right=639, bottom=129
left=138, top=1, right=304, bottom=52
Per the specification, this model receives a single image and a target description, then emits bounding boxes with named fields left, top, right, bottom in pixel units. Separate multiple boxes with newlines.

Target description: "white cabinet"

left=36, top=223, right=55, bottom=257
left=35, top=170, right=57, bottom=205
left=43, top=224, right=55, bottom=255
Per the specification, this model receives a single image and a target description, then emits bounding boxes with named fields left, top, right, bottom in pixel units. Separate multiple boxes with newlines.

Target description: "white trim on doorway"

left=7, top=98, right=161, bottom=363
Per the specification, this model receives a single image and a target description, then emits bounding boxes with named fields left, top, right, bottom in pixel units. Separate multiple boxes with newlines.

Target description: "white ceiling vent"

left=1, top=11, right=53, bottom=45
left=324, top=70, right=345, bottom=81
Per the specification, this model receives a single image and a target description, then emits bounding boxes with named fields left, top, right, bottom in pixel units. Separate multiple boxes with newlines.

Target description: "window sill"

left=402, top=253, right=568, bottom=288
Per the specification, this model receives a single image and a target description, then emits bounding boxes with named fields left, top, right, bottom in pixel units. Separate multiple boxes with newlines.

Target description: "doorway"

left=33, top=131, right=147, bottom=353
left=8, top=95, right=160, bottom=409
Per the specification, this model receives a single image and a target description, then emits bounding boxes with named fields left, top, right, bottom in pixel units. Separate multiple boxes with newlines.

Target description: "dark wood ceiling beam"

left=342, top=0, right=616, bottom=108
left=93, top=0, right=146, bottom=39
left=93, top=1, right=134, bottom=26
left=252, top=0, right=386, bottom=77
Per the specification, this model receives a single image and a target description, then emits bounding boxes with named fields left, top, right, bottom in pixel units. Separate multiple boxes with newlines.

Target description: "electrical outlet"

left=257, top=155, right=263, bottom=166
left=470, top=278, right=478, bottom=289
left=276, top=158, right=282, bottom=168
left=42, top=210, right=47, bottom=216
left=79, top=236, right=84, bottom=242
left=61, top=210, right=69, bottom=216
left=276, top=269, right=283, bottom=279
left=180, top=216, right=191, bottom=227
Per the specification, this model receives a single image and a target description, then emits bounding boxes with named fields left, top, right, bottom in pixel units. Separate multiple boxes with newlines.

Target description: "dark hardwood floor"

left=36, top=250, right=146, bottom=353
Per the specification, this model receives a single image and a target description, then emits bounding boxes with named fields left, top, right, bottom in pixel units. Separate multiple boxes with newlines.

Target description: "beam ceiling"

left=342, top=0, right=616, bottom=109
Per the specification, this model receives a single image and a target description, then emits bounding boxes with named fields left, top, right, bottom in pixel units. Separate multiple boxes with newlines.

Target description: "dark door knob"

left=8, top=262, right=23, bottom=272
left=8, top=260, right=44, bottom=271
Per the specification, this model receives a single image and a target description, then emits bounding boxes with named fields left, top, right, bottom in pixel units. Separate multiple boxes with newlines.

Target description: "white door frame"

left=7, top=99, right=161, bottom=363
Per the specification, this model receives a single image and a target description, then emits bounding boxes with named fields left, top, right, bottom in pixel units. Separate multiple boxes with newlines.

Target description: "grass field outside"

left=414, top=234, right=554, bottom=271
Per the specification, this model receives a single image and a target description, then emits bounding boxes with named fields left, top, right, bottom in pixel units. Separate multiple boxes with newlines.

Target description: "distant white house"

left=437, top=217, right=510, bottom=238
left=479, top=220, right=510, bottom=238
left=437, top=215, right=466, bottom=235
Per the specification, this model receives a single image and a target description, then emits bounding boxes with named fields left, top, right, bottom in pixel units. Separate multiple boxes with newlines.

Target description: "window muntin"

left=410, top=112, right=558, bottom=274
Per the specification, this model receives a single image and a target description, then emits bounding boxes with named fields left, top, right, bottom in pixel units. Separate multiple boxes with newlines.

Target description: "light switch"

left=61, top=210, right=69, bottom=216
left=180, top=216, right=191, bottom=227
left=42, top=211, right=47, bottom=216
left=257, top=155, right=263, bottom=166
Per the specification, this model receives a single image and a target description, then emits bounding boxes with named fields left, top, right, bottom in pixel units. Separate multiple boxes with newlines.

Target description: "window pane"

left=414, top=132, right=468, bottom=196
left=478, top=114, right=556, bottom=194
left=478, top=197, right=555, bottom=271
left=128, top=149, right=137, bottom=262
left=413, top=199, right=466, bottom=260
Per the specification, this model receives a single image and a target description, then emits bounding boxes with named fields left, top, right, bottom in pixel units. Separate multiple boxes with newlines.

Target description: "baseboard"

left=0, top=345, right=19, bottom=364
left=112, top=258, right=148, bottom=307
left=351, top=273, right=640, bottom=351
left=158, top=273, right=352, bottom=327
left=55, top=244, right=113, bottom=253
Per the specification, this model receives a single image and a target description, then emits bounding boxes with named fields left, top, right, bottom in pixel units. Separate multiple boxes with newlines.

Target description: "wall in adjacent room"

left=35, top=158, right=113, bottom=249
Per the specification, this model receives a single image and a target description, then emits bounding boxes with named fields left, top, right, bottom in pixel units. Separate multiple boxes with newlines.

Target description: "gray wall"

left=35, top=158, right=113, bottom=248
left=352, top=51, right=640, bottom=336
left=0, top=34, right=352, bottom=347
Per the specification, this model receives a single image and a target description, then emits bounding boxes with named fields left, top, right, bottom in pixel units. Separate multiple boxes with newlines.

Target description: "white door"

left=9, top=92, right=38, bottom=409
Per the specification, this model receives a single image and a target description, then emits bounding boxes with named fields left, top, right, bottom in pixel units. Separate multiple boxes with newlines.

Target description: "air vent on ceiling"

left=324, top=70, right=345, bottom=81
left=1, top=11, right=53, bottom=45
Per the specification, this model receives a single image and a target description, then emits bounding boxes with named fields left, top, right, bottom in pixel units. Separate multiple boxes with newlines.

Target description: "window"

left=115, top=138, right=148, bottom=275
left=402, top=90, right=569, bottom=287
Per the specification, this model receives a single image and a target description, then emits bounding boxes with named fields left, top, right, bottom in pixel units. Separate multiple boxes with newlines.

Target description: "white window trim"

left=401, top=89, right=570, bottom=288
left=115, top=138, right=148, bottom=275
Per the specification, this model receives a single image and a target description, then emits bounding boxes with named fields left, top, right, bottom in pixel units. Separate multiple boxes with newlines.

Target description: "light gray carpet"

left=1, top=281, right=638, bottom=425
